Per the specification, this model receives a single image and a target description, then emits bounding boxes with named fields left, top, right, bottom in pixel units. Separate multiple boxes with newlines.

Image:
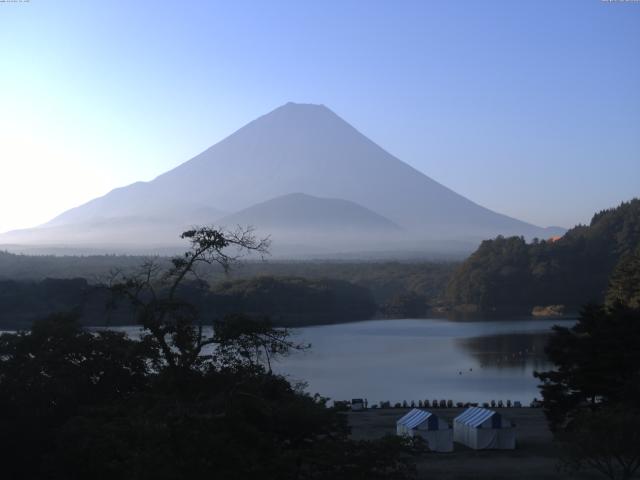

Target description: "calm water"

left=8, top=317, right=572, bottom=406
left=273, top=318, right=574, bottom=405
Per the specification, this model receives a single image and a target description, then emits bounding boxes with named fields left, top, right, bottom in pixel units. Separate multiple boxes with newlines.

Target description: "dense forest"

left=0, top=276, right=380, bottom=330
left=446, top=199, right=640, bottom=313
left=0, top=253, right=456, bottom=328
left=0, top=251, right=455, bottom=305
left=0, top=278, right=99, bottom=329
left=211, top=276, right=376, bottom=326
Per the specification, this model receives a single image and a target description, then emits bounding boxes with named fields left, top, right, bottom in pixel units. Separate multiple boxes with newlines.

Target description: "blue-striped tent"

left=396, top=409, right=453, bottom=452
left=453, top=407, right=515, bottom=449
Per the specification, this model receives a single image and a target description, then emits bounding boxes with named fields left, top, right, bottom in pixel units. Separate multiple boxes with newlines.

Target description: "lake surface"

left=10, top=317, right=572, bottom=406
left=273, top=318, right=574, bottom=406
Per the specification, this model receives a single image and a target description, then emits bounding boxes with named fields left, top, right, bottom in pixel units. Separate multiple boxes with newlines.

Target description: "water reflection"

left=456, top=332, right=551, bottom=371
left=86, top=318, right=572, bottom=404
left=274, top=318, right=574, bottom=404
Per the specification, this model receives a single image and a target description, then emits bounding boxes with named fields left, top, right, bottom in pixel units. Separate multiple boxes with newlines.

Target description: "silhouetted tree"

left=108, top=226, right=270, bottom=370
left=535, top=304, right=640, bottom=430
left=535, top=303, right=640, bottom=480
left=558, top=407, right=640, bottom=480
left=0, top=313, right=158, bottom=479
left=212, top=313, right=308, bottom=373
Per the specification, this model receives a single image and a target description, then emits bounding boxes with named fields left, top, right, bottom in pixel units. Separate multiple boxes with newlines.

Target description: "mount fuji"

left=0, top=102, right=564, bottom=257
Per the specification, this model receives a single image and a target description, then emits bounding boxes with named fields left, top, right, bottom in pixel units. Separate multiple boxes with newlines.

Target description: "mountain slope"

left=215, top=193, right=402, bottom=255
left=2, top=102, right=563, bottom=254
left=0, top=205, right=225, bottom=252
left=219, top=193, right=400, bottom=232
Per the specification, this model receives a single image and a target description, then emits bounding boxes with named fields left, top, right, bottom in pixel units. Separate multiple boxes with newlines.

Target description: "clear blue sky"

left=1, top=0, right=638, bottom=232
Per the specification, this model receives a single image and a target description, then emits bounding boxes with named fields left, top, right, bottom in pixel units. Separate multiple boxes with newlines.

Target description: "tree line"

left=446, top=199, right=640, bottom=313
left=0, top=275, right=379, bottom=330
left=0, top=251, right=456, bottom=307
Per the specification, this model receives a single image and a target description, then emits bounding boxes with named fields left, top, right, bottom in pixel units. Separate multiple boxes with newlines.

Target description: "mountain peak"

left=264, top=102, right=336, bottom=123
left=1, top=103, right=565, bottom=255
left=281, top=101, right=328, bottom=111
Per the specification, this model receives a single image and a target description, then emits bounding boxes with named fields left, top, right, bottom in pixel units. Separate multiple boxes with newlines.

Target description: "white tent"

left=453, top=407, right=516, bottom=450
left=396, top=409, right=453, bottom=452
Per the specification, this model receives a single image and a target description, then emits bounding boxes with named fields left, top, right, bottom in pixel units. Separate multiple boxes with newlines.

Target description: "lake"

left=41, top=317, right=573, bottom=406
left=273, top=318, right=574, bottom=406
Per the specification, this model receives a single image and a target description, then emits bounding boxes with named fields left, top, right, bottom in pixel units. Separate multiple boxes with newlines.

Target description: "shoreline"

left=0, top=312, right=578, bottom=332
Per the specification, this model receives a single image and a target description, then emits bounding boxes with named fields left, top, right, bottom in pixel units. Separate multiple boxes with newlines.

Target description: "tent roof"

left=397, top=409, right=433, bottom=429
left=397, top=408, right=422, bottom=424
left=454, top=407, right=496, bottom=427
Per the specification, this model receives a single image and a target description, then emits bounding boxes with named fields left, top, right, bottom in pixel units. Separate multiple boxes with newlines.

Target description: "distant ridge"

left=219, top=193, right=400, bottom=232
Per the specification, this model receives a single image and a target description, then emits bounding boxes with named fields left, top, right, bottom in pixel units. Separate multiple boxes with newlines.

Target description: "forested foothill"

left=446, top=199, right=640, bottom=314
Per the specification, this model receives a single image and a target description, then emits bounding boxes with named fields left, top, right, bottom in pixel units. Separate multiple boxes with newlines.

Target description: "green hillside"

left=446, top=199, right=640, bottom=313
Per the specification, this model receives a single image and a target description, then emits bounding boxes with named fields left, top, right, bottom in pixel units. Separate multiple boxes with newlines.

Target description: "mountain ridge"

left=218, top=192, right=401, bottom=232
left=1, top=102, right=565, bottom=256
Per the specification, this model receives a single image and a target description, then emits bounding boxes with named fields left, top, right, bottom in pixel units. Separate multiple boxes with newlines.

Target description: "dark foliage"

left=535, top=293, right=640, bottom=479
left=558, top=406, right=640, bottom=480
left=606, top=247, right=640, bottom=309
left=447, top=199, right=640, bottom=312
left=0, top=314, right=418, bottom=480
left=0, top=275, right=379, bottom=330
left=380, top=291, right=429, bottom=318
left=532, top=237, right=640, bottom=480
left=0, top=314, right=158, bottom=479
left=0, top=278, right=93, bottom=328
left=0, top=250, right=457, bottom=312
left=534, top=304, right=640, bottom=431
left=211, top=276, right=377, bottom=325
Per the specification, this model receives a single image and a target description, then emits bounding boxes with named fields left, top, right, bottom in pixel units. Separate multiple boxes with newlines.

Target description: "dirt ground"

left=347, top=408, right=600, bottom=480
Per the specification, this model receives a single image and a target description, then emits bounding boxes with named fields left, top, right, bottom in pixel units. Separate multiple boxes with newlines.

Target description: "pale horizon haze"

left=1, top=0, right=638, bottom=234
